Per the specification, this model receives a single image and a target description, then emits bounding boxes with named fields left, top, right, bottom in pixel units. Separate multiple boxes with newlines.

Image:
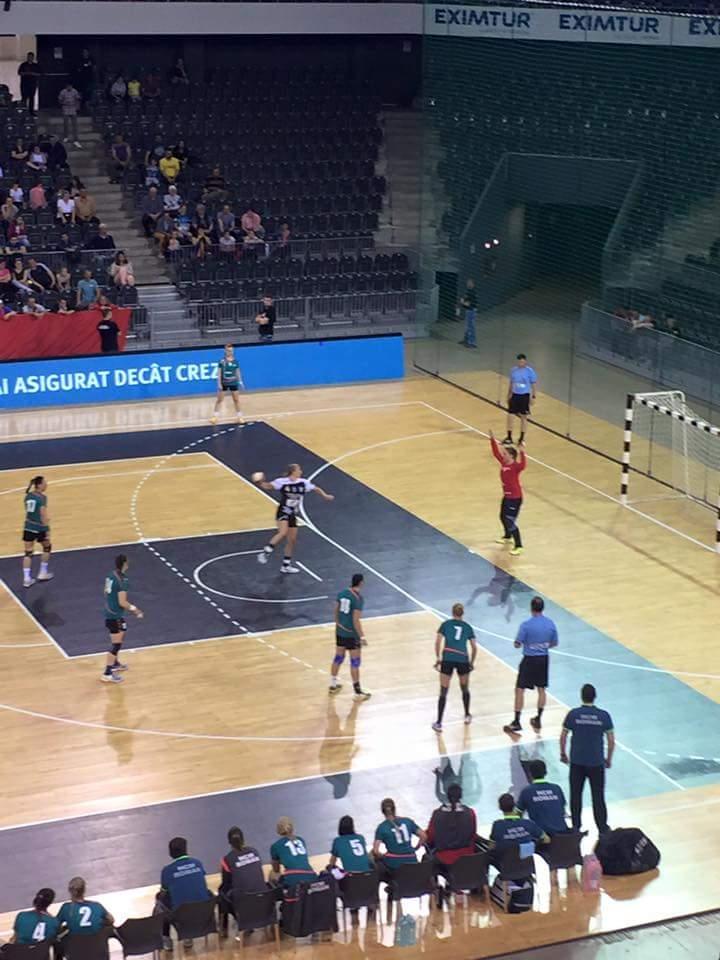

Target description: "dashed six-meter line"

left=128, top=424, right=325, bottom=676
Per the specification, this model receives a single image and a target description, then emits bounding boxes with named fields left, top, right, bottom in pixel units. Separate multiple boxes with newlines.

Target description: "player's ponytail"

left=26, top=475, right=43, bottom=494
left=115, top=553, right=128, bottom=572
left=381, top=797, right=396, bottom=818
left=447, top=782, right=462, bottom=811
left=452, top=602, right=464, bottom=619
left=33, top=888, right=55, bottom=912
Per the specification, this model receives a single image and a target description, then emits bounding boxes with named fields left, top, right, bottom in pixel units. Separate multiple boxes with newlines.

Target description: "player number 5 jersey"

left=271, top=477, right=316, bottom=515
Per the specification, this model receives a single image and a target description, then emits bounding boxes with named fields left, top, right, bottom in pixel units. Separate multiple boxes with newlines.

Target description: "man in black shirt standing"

left=97, top=306, right=120, bottom=353
left=458, top=277, right=478, bottom=349
left=18, top=53, right=40, bottom=116
left=255, top=295, right=276, bottom=342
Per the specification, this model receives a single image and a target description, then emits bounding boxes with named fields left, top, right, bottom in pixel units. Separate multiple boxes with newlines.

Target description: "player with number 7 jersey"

left=433, top=603, right=477, bottom=733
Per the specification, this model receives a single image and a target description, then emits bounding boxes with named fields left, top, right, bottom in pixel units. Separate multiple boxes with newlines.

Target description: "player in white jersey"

left=252, top=463, right=334, bottom=573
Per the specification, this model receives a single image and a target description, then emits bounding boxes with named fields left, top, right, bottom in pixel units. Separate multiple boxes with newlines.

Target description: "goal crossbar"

left=620, top=391, right=720, bottom=552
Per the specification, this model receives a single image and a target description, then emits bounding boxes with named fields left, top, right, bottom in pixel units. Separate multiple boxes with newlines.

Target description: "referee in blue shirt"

left=504, top=596, right=557, bottom=735
left=504, top=353, right=537, bottom=446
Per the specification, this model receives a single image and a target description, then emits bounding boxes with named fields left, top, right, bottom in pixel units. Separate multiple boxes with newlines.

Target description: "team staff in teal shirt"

left=210, top=343, right=244, bottom=425
left=433, top=602, right=477, bottom=733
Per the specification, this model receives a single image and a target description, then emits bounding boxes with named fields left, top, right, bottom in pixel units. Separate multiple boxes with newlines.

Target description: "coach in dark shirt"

left=516, top=759, right=570, bottom=836
left=255, top=295, right=276, bottom=342
left=97, top=307, right=119, bottom=353
left=560, top=683, right=614, bottom=835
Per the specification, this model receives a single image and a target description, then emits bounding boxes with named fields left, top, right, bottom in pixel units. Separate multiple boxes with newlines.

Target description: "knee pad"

left=350, top=656, right=361, bottom=669
left=110, top=642, right=122, bottom=656
left=333, top=653, right=345, bottom=666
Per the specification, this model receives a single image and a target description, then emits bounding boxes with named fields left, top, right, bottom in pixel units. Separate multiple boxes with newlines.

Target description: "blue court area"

left=2, top=420, right=720, bottom=903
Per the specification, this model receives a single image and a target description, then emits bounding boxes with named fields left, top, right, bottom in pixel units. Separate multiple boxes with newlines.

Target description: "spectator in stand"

left=0, top=196, right=18, bottom=232
left=28, top=257, right=55, bottom=293
left=163, top=185, right=182, bottom=213
left=255, top=294, right=276, bottom=342
left=75, top=48, right=96, bottom=109
left=278, top=221, right=292, bottom=256
left=26, top=144, right=47, bottom=172
left=0, top=259, right=13, bottom=297
left=17, top=52, right=40, bottom=116
left=9, top=182, right=24, bottom=207
left=88, top=223, right=116, bottom=251
left=97, top=306, right=120, bottom=353
left=142, top=186, right=163, bottom=238
left=219, top=230, right=236, bottom=257
left=145, top=138, right=165, bottom=167
left=56, top=189, right=76, bottom=225
left=173, top=139, right=190, bottom=170
left=77, top=269, right=99, bottom=309
left=57, top=297, right=73, bottom=315
left=7, top=217, right=30, bottom=250
left=164, top=231, right=181, bottom=259
left=170, top=58, right=190, bottom=86
left=145, top=158, right=161, bottom=188
left=203, top=166, right=227, bottom=204
left=144, top=70, right=162, bottom=101
left=192, top=202, right=211, bottom=234
left=159, top=148, right=180, bottom=186
left=11, top=139, right=29, bottom=174
left=55, top=265, right=73, bottom=298
left=11, top=256, right=33, bottom=294
left=192, top=226, right=211, bottom=260
left=58, top=82, right=82, bottom=148
left=109, top=73, right=127, bottom=102
left=75, top=189, right=98, bottom=235
left=47, top=135, right=68, bottom=172
left=217, top=203, right=235, bottom=236
left=0, top=298, right=17, bottom=320
left=243, top=230, right=264, bottom=255
left=11, top=889, right=59, bottom=944
left=29, top=182, right=47, bottom=211
left=110, top=251, right=135, bottom=287
left=127, top=76, right=142, bottom=102
left=241, top=206, right=263, bottom=237
left=154, top=211, right=175, bottom=245
left=176, top=204, right=192, bottom=238
left=23, top=296, right=48, bottom=316
left=69, top=175, right=85, bottom=197
left=57, top=232, right=81, bottom=267
left=109, top=134, right=132, bottom=184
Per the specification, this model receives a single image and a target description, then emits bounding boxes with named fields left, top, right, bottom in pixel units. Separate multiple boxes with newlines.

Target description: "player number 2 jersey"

left=271, top=477, right=316, bottom=515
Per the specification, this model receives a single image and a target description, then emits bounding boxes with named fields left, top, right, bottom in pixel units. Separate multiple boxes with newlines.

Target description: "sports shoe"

left=101, top=672, right=123, bottom=683
left=503, top=720, right=522, bottom=734
left=432, top=721, right=443, bottom=732
left=112, top=661, right=129, bottom=672
left=509, top=546, right=524, bottom=557
left=257, top=550, right=269, bottom=565
left=495, top=537, right=512, bottom=544
left=353, top=689, right=371, bottom=701
left=210, top=415, right=218, bottom=424
left=182, top=940, right=193, bottom=949
left=530, top=715, right=541, bottom=731
left=162, top=937, right=173, bottom=952
left=236, top=414, right=244, bottom=423
left=37, top=571, right=54, bottom=581
left=73, top=141, right=82, bottom=149
left=23, top=578, right=35, bottom=588
left=281, top=563, right=300, bottom=574
left=502, top=436, right=514, bottom=445
left=464, top=714, right=473, bottom=725
left=329, top=682, right=342, bottom=694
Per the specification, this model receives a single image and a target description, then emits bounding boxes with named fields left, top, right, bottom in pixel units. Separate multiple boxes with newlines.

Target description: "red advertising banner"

left=0, top=308, right=131, bottom=361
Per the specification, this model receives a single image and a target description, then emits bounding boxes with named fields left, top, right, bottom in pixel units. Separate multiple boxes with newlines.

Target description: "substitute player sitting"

left=101, top=553, right=143, bottom=684
left=210, top=344, right=244, bottom=424
left=22, top=475, right=53, bottom=588
left=329, top=573, right=371, bottom=701
left=433, top=603, right=477, bottom=732
left=253, top=463, right=334, bottom=574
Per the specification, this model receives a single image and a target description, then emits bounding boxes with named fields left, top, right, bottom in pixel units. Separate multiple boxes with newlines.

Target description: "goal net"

left=621, top=391, right=720, bottom=526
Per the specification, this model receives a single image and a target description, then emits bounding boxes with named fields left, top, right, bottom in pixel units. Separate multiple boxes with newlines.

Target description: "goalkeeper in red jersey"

left=490, top=430, right=526, bottom=556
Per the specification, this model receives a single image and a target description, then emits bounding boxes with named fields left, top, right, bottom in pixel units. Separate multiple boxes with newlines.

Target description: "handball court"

left=1, top=375, right=720, bottom=959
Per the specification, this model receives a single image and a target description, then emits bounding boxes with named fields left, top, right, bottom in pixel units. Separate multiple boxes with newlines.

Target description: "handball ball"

left=251, top=471, right=265, bottom=483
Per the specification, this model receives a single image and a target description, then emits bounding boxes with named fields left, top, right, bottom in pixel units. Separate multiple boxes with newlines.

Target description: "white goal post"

left=620, top=390, right=720, bottom=552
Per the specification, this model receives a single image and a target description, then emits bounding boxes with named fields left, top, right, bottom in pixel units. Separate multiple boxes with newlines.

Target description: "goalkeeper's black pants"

left=500, top=497, right=522, bottom=548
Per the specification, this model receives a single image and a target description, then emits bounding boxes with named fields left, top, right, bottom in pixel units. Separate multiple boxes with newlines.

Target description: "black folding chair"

left=337, top=871, right=380, bottom=931
left=62, top=930, right=112, bottom=960
left=385, top=859, right=436, bottom=923
left=539, top=832, right=583, bottom=880
left=232, top=889, right=279, bottom=945
left=169, top=898, right=217, bottom=948
left=115, top=915, right=164, bottom=958
left=495, top=846, right=535, bottom=912
left=438, top=853, right=489, bottom=907
left=0, top=944, right=52, bottom=960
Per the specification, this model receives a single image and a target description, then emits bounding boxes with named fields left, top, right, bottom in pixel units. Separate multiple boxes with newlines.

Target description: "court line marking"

left=301, top=435, right=685, bottom=793
left=193, top=551, right=329, bottom=604
left=0, top=577, right=69, bottom=660
left=0, top=400, right=422, bottom=444
left=419, top=401, right=716, bottom=555
left=0, top=726, right=558, bottom=835
left=0, top=463, right=218, bottom=497
left=0, top=642, right=52, bottom=649
left=297, top=561, right=323, bottom=583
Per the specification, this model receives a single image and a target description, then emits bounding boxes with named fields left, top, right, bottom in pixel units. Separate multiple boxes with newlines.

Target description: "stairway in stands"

left=138, top=285, right=200, bottom=348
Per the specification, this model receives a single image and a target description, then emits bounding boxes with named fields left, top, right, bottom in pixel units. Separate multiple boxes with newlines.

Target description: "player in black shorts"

left=22, top=476, right=53, bottom=588
left=252, top=463, right=334, bottom=574
left=433, top=603, right=477, bottom=732
left=504, top=596, right=558, bottom=734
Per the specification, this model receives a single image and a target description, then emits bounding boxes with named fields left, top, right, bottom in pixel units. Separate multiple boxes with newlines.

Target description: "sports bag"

left=595, top=828, right=660, bottom=875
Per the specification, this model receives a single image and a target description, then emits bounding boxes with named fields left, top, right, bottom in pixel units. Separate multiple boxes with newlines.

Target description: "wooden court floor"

left=1, top=372, right=720, bottom=958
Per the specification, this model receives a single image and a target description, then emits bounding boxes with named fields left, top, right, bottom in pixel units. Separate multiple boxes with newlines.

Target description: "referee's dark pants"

left=569, top=763, right=609, bottom=834
left=500, top=497, right=522, bottom=548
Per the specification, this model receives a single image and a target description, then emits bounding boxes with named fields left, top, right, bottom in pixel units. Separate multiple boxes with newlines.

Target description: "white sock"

left=40, top=561, right=48, bottom=575
left=330, top=676, right=340, bottom=686
left=23, top=567, right=32, bottom=583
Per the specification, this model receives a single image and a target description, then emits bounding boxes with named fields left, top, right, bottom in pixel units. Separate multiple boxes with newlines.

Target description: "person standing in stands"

left=504, top=353, right=537, bottom=446
left=255, top=294, right=276, bottom=342
left=503, top=596, right=558, bottom=735
left=560, top=683, right=614, bottom=836
left=18, top=52, right=40, bottom=116
left=155, top=837, right=212, bottom=950
left=58, top=81, right=82, bottom=148
left=516, top=759, right=570, bottom=836
left=458, top=277, right=477, bottom=349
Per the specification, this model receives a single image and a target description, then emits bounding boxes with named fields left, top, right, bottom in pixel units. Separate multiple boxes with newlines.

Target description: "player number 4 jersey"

left=271, top=477, right=316, bottom=514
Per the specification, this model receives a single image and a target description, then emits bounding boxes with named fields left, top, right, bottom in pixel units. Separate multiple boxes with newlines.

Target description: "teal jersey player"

left=104, top=569, right=129, bottom=619
left=13, top=910, right=60, bottom=945
left=336, top=587, right=364, bottom=639
left=57, top=900, right=109, bottom=935
left=219, top=358, right=240, bottom=386
left=211, top=344, right=243, bottom=424
left=433, top=603, right=477, bottom=733
left=270, top=831, right=316, bottom=888
left=374, top=815, right=422, bottom=869
left=23, top=490, right=48, bottom=534
left=22, top=475, right=53, bottom=589
left=330, top=573, right=371, bottom=700
left=330, top=824, right=371, bottom=874
left=438, top=617, right=475, bottom=664
left=102, top=554, right=143, bottom=684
